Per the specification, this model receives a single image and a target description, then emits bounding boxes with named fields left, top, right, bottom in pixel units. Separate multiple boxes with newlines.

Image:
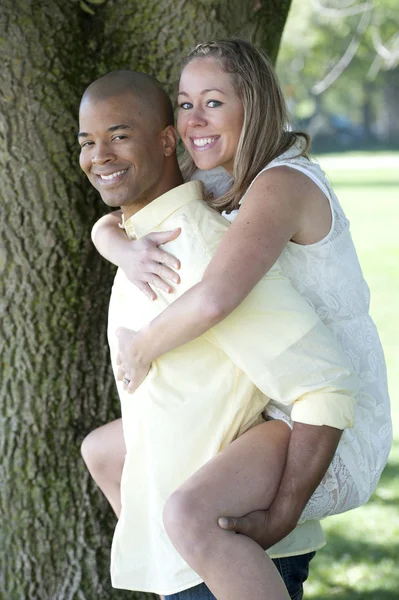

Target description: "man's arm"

left=219, top=423, right=342, bottom=549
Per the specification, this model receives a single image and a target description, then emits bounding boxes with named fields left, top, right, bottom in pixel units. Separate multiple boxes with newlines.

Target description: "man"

left=78, top=70, right=358, bottom=599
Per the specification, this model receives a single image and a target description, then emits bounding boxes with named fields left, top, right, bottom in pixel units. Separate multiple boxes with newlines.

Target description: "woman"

left=82, top=39, right=391, bottom=599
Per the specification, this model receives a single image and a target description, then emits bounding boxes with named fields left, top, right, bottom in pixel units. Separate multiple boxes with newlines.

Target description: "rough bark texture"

left=0, top=1, right=291, bottom=598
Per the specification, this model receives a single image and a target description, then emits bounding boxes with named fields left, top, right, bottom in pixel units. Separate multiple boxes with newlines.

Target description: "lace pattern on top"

left=197, top=147, right=392, bottom=520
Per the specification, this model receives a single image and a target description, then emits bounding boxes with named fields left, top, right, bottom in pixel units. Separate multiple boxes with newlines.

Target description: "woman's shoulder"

left=243, top=143, right=337, bottom=213
left=250, top=142, right=328, bottom=194
left=242, top=146, right=348, bottom=247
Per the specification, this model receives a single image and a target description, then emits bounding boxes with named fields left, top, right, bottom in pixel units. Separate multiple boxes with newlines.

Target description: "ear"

left=161, top=125, right=178, bottom=157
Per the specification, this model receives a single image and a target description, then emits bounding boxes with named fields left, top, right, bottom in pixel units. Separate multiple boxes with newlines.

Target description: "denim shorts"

left=164, top=551, right=316, bottom=600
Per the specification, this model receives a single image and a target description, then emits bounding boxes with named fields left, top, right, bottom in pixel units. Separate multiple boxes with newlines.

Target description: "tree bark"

left=0, top=0, right=291, bottom=598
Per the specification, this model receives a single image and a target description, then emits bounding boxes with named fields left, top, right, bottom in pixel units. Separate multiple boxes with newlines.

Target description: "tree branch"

left=312, top=0, right=373, bottom=19
left=312, top=3, right=372, bottom=95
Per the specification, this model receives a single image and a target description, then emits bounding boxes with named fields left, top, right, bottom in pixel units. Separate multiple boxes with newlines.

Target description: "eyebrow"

left=78, top=124, right=132, bottom=139
left=177, top=88, right=227, bottom=97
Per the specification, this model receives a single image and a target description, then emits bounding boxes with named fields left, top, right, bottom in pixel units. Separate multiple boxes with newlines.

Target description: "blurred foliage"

left=303, top=151, right=399, bottom=599
left=276, top=0, right=399, bottom=150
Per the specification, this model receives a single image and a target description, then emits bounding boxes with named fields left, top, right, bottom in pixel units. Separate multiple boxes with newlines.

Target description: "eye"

left=207, top=100, right=222, bottom=108
left=80, top=140, right=94, bottom=149
left=112, top=135, right=128, bottom=141
left=178, top=101, right=193, bottom=110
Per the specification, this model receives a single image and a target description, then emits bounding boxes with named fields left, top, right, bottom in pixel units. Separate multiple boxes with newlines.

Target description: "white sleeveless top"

left=194, top=147, right=392, bottom=516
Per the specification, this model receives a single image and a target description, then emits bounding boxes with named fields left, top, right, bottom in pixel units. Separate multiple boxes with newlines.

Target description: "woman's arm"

left=91, top=212, right=181, bottom=300
left=116, top=168, right=343, bottom=539
left=121, top=166, right=322, bottom=369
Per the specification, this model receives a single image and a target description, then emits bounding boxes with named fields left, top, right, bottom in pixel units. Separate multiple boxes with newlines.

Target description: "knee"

left=163, top=488, right=212, bottom=566
left=80, top=429, right=109, bottom=479
left=163, top=488, right=199, bottom=544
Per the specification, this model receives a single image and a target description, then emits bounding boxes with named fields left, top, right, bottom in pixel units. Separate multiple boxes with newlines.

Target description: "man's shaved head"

left=81, top=70, right=174, bottom=129
left=78, top=70, right=182, bottom=216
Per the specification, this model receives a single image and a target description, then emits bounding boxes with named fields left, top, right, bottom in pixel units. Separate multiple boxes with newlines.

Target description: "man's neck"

left=122, top=169, right=184, bottom=221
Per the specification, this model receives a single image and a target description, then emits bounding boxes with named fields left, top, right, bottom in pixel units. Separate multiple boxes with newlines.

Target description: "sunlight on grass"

left=303, top=152, right=399, bottom=600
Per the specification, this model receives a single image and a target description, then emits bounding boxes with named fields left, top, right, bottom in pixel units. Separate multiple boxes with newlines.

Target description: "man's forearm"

left=270, top=422, right=342, bottom=529
left=216, top=421, right=343, bottom=549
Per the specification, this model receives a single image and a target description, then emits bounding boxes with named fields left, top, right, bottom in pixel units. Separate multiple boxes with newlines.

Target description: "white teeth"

left=99, top=169, right=127, bottom=181
left=193, top=138, right=216, bottom=147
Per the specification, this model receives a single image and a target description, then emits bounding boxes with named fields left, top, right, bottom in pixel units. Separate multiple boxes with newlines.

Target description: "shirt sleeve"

left=204, top=273, right=359, bottom=429
left=152, top=202, right=359, bottom=430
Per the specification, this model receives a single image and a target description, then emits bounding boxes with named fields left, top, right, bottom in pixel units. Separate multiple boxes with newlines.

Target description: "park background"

left=0, top=0, right=397, bottom=598
left=276, top=2, right=399, bottom=598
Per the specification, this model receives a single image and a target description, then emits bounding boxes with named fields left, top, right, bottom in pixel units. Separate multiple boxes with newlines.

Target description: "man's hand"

left=218, top=503, right=298, bottom=551
left=218, top=423, right=343, bottom=550
left=116, top=327, right=151, bottom=394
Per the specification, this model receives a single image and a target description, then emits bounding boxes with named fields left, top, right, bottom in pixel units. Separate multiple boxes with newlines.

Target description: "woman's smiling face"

left=177, top=58, right=244, bottom=175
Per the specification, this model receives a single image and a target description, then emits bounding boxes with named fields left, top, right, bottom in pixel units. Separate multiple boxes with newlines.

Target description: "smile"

left=97, top=169, right=128, bottom=181
left=191, top=137, right=219, bottom=149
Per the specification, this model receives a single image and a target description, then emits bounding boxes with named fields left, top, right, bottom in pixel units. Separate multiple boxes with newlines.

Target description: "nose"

left=187, top=106, right=207, bottom=128
left=92, top=140, right=115, bottom=165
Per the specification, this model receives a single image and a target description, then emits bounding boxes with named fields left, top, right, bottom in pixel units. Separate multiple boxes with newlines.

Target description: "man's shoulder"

left=182, top=195, right=229, bottom=230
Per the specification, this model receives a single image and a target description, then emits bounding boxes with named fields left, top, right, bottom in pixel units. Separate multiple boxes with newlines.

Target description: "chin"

left=100, top=195, right=123, bottom=208
left=193, top=157, right=222, bottom=172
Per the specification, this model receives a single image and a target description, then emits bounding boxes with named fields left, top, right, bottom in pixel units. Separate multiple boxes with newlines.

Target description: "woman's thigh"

left=164, top=552, right=316, bottom=600
left=174, top=420, right=290, bottom=519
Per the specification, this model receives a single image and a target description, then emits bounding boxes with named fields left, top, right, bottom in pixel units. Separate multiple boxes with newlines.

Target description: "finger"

left=218, top=516, right=249, bottom=534
left=144, top=234, right=181, bottom=270
left=116, top=366, right=125, bottom=381
left=146, top=248, right=180, bottom=272
left=134, top=281, right=157, bottom=301
left=147, top=228, right=181, bottom=248
left=146, top=273, right=175, bottom=294
left=153, top=263, right=180, bottom=284
left=127, top=381, right=136, bottom=394
left=116, top=353, right=122, bottom=366
left=122, top=371, right=132, bottom=389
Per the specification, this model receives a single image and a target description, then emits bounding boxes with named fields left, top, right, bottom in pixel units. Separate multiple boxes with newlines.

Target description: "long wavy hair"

left=179, top=38, right=310, bottom=213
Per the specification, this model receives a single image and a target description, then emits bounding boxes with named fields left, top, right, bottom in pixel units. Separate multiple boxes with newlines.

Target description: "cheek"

left=79, top=152, right=88, bottom=173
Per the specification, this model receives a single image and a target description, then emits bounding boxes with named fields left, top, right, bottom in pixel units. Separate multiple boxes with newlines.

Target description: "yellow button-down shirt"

left=109, top=181, right=360, bottom=594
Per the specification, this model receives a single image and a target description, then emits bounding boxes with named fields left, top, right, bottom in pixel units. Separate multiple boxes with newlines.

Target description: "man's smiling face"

left=78, top=91, right=167, bottom=214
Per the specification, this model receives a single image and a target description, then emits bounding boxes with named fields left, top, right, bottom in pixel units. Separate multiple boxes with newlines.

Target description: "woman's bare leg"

left=81, top=421, right=165, bottom=600
left=81, top=418, right=125, bottom=517
left=163, top=420, right=291, bottom=600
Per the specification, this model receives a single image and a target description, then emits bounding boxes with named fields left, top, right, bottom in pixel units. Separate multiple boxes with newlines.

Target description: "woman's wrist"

left=134, top=325, right=157, bottom=366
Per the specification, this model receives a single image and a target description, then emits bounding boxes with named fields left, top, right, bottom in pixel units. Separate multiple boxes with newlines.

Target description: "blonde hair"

left=179, top=38, right=310, bottom=213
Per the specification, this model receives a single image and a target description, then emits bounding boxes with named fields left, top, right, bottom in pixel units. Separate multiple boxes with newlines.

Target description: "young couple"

left=78, top=39, right=391, bottom=600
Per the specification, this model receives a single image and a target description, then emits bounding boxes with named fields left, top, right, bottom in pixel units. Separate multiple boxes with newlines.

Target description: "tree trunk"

left=0, top=1, right=291, bottom=598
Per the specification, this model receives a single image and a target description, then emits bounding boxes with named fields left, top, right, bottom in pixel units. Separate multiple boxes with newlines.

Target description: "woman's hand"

left=119, top=229, right=182, bottom=300
left=116, top=327, right=151, bottom=394
left=92, top=211, right=182, bottom=301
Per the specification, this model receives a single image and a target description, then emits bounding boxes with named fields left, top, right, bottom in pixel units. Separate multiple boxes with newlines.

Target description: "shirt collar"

left=120, top=181, right=204, bottom=240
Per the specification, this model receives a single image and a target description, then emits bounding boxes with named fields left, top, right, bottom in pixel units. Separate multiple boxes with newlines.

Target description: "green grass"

left=303, top=152, right=399, bottom=600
